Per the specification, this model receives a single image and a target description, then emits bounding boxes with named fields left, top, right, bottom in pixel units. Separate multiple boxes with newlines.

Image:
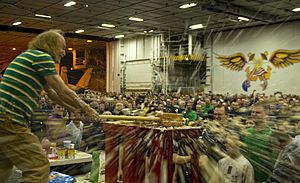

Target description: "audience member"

left=241, top=102, right=274, bottom=182
left=217, top=135, right=254, bottom=183
left=266, top=132, right=300, bottom=183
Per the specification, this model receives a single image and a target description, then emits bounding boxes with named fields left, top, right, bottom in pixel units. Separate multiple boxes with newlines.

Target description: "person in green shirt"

left=182, top=106, right=197, bottom=121
left=0, top=30, right=100, bottom=183
left=201, top=98, right=214, bottom=119
left=241, top=102, right=274, bottom=182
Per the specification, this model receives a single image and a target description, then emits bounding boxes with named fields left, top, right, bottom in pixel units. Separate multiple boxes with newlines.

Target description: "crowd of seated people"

left=34, top=89, right=300, bottom=182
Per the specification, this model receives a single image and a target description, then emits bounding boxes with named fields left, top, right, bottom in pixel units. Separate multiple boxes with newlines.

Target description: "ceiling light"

left=129, top=17, right=144, bottom=22
left=292, top=8, right=300, bottom=12
left=12, top=48, right=16, bottom=51
left=238, top=16, right=250, bottom=21
left=179, top=3, right=197, bottom=9
left=144, top=31, right=147, bottom=33
left=64, top=1, right=76, bottom=7
left=115, top=35, right=125, bottom=38
left=12, top=21, right=22, bottom=26
left=68, top=48, right=73, bottom=51
left=96, top=26, right=111, bottom=30
left=35, top=14, right=52, bottom=19
left=189, top=23, right=204, bottom=29
left=75, top=29, right=84, bottom=33
left=229, top=18, right=238, bottom=22
left=101, top=23, right=115, bottom=28
left=149, top=30, right=154, bottom=32
left=87, top=40, right=93, bottom=43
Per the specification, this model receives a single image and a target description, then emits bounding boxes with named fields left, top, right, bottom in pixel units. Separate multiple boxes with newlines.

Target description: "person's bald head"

left=178, top=100, right=186, bottom=108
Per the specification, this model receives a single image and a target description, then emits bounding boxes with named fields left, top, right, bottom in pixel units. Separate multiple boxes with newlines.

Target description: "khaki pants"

left=0, top=118, right=49, bottom=183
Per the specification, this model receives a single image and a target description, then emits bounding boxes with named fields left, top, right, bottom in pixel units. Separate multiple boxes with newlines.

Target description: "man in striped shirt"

left=0, top=29, right=100, bottom=183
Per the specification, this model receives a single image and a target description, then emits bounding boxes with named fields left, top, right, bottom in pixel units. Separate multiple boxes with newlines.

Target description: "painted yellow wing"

left=269, top=49, right=300, bottom=68
left=217, top=53, right=247, bottom=71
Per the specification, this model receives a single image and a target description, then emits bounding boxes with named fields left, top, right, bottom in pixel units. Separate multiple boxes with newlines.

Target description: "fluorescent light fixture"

left=75, top=29, right=84, bottom=33
left=96, top=26, right=112, bottom=30
left=189, top=23, right=204, bottom=29
left=115, top=35, right=124, bottom=38
left=101, top=23, right=116, bottom=28
left=179, top=3, right=197, bottom=9
left=68, top=48, right=73, bottom=51
left=64, top=1, right=76, bottom=7
left=35, top=14, right=52, bottom=19
left=129, top=17, right=144, bottom=22
left=229, top=18, right=238, bottom=22
left=12, top=21, right=22, bottom=26
left=149, top=30, right=154, bottom=32
left=238, top=16, right=250, bottom=21
left=292, top=8, right=300, bottom=12
left=87, top=40, right=93, bottom=43
left=12, top=48, right=16, bottom=50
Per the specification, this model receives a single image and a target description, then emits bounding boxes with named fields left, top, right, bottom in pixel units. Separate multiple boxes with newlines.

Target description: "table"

left=104, top=122, right=202, bottom=183
left=9, top=151, right=92, bottom=182
left=49, top=151, right=92, bottom=167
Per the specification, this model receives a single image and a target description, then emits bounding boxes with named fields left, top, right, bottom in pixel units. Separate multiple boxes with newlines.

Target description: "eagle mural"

left=217, top=49, right=300, bottom=92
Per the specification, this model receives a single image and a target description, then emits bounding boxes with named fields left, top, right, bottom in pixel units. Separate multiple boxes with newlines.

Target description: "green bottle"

left=90, top=151, right=100, bottom=183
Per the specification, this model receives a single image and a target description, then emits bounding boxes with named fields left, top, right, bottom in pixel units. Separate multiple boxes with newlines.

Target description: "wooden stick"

left=98, top=115, right=161, bottom=121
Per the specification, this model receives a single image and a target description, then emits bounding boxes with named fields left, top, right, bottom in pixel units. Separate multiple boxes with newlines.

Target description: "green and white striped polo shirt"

left=0, top=49, right=58, bottom=126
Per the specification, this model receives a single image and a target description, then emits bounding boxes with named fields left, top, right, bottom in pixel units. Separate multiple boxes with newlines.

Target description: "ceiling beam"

left=200, top=1, right=278, bottom=23
left=202, top=18, right=300, bottom=35
left=0, top=25, right=115, bottom=41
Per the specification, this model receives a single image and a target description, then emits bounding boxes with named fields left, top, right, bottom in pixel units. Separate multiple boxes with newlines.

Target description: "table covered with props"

left=101, top=114, right=203, bottom=183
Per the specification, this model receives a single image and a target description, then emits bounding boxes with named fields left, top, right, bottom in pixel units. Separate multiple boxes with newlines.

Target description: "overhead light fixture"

left=179, top=3, right=197, bottom=9
left=101, top=23, right=116, bottom=28
left=238, top=16, right=250, bottom=21
left=129, top=17, right=144, bottom=22
left=292, top=8, right=300, bottom=12
left=96, top=26, right=111, bottom=30
left=35, top=14, right=52, bottom=19
left=229, top=18, right=238, bottom=22
left=115, top=35, right=125, bottom=38
left=144, top=31, right=147, bottom=33
left=149, top=30, right=154, bottom=33
left=68, top=48, right=73, bottom=51
left=12, top=48, right=16, bottom=51
left=12, top=21, right=22, bottom=26
left=75, top=29, right=84, bottom=33
left=87, top=40, right=93, bottom=43
left=64, top=1, right=76, bottom=7
left=189, top=23, right=204, bottom=29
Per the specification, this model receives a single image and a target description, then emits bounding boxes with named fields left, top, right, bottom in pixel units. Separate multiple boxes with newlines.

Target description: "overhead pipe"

left=188, top=34, right=193, bottom=55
